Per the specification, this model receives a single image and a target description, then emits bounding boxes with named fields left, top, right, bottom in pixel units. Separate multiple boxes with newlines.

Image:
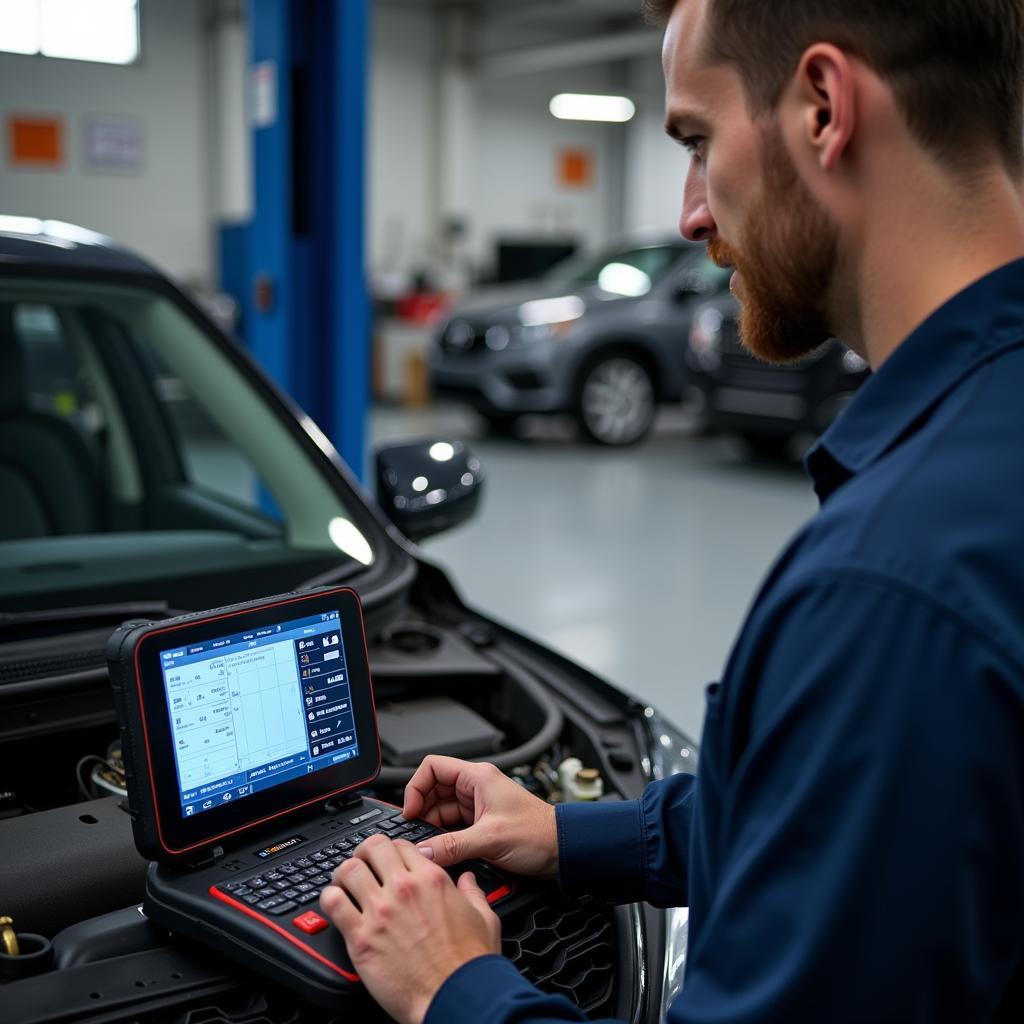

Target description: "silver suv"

left=430, top=238, right=732, bottom=445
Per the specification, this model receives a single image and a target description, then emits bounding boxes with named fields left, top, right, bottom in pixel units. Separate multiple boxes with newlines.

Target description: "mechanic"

left=320, top=0, right=1024, bottom=1020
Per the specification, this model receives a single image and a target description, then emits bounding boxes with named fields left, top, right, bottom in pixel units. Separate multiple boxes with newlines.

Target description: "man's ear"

left=793, top=44, right=855, bottom=172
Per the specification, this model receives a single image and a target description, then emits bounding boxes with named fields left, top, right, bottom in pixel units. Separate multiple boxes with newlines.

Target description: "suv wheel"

left=576, top=355, right=656, bottom=446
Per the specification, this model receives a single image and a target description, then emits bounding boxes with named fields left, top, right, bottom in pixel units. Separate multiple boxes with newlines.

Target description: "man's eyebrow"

left=664, top=109, right=709, bottom=141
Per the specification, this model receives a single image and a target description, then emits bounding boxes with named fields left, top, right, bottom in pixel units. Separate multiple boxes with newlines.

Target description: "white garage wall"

left=623, top=54, right=691, bottom=237
left=473, top=67, right=620, bottom=275
left=0, top=0, right=211, bottom=283
left=369, top=11, right=687, bottom=283
left=368, top=2, right=440, bottom=282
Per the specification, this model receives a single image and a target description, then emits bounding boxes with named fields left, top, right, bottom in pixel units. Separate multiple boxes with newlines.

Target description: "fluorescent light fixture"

left=0, top=0, right=140, bottom=64
left=519, top=295, right=586, bottom=327
left=550, top=93, right=636, bottom=123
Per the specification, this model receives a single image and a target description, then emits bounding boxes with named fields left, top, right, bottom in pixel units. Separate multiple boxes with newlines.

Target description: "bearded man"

left=318, top=2, right=1024, bottom=1020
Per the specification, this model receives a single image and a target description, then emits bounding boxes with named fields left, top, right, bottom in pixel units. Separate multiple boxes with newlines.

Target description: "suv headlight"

left=642, top=705, right=698, bottom=1018
left=516, top=295, right=585, bottom=345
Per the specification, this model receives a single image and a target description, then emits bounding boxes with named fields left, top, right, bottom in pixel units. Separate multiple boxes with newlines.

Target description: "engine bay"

left=0, top=593, right=656, bottom=1023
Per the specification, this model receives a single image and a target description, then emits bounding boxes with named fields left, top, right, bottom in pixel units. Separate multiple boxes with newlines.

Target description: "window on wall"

left=0, top=0, right=140, bottom=65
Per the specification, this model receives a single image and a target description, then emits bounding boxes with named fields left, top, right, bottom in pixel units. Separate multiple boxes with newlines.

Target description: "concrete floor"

left=370, top=403, right=818, bottom=743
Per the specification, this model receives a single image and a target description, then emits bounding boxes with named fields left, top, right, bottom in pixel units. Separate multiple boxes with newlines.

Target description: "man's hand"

left=320, top=834, right=500, bottom=1024
left=403, top=756, right=559, bottom=876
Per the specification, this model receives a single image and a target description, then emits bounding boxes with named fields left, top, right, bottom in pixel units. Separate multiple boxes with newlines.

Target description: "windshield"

left=545, top=242, right=692, bottom=295
left=0, top=276, right=375, bottom=613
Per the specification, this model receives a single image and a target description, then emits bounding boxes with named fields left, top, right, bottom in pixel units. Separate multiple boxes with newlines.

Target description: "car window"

left=546, top=243, right=690, bottom=296
left=0, top=277, right=375, bottom=609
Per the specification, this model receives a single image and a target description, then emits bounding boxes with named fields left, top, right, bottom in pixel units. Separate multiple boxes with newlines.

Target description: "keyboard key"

left=310, top=852, right=327, bottom=863
left=247, top=875, right=265, bottom=888
left=302, top=867, right=321, bottom=879
left=310, top=874, right=330, bottom=886
left=378, top=819, right=400, bottom=832
left=242, top=894, right=262, bottom=906
left=293, top=910, right=329, bottom=934
left=297, top=890, right=321, bottom=904
left=257, top=897, right=285, bottom=911
left=295, top=858, right=313, bottom=869
left=295, top=882, right=315, bottom=893
left=254, top=887, right=276, bottom=898
left=222, top=880, right=248, bottom=893
left=272, top=880, right=292, bottom=891
left=265, top=871, right=284, bottom=882
left=267, top=900, right=298, bottom=916
left=282, top=888, right=299, bottom=900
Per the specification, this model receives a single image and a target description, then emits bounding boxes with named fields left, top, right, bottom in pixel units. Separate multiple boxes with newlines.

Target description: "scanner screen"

left=158, top=610, right=360, bottom=819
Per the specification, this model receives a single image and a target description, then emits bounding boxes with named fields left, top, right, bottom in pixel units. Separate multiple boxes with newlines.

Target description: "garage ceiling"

left=384, top=0, right=656, bottom=53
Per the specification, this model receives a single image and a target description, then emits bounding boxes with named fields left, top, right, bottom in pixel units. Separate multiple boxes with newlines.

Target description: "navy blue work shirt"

left=426, top=259, right=1024, bottom=1023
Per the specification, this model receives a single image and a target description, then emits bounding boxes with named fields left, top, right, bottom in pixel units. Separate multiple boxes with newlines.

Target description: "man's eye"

left=680, top=136, right=705, bottom=157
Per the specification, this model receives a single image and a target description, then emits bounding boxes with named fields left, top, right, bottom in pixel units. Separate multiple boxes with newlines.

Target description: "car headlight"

left=642, top=706, right=698, bottom=1017
left=516, top=295, right=585, bottom=345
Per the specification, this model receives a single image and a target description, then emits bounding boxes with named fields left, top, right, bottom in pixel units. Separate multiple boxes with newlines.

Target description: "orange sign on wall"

left=8, top=115, right=64, bottom=167
left=559, top=148, right=594, bottom=189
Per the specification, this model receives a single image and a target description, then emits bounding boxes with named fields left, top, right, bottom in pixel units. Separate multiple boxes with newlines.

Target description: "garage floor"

left=371, top=403, right=818, bottom=743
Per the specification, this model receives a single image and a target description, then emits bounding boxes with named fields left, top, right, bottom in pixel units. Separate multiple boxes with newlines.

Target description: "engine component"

left=378, top=696, right=506, bottom=766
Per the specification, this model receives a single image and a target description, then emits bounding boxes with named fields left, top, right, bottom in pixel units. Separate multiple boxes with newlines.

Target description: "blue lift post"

left=247, top=0, right=370, bottom=480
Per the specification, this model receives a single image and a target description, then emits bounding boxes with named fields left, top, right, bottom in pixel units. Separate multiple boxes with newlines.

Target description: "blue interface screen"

left=159, top=610, right=360, bottom=819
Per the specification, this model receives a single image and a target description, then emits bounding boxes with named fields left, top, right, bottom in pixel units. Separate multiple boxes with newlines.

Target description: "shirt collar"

left=806, top=257, right=1024, bottom=503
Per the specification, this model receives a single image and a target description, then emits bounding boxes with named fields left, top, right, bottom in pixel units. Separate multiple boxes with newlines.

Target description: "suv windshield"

left=0, top=276, right=374, bottom=613
left=545, top=242, right=692, bottom=295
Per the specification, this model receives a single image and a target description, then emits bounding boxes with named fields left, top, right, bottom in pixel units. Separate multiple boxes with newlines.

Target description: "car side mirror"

left=374, top=438, right=484, bottom=542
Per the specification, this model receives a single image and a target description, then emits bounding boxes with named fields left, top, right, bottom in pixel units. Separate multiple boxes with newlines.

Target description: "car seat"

left=0, top=304, right=104, bottom=540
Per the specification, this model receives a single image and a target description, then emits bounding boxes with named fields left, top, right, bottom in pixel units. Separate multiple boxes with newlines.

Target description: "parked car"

left=430, top=237, right=732, bottom=446
left=686, top=294, right=870, bottom=456
left=0, top=218, right=695, bottom=1023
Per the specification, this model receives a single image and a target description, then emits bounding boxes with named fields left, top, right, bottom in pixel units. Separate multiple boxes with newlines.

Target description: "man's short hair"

left=645, top=0, right=1024, bottom=178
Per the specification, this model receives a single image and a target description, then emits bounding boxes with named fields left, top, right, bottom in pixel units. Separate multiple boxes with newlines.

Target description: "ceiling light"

left=549, top=93, right=636, bottom=123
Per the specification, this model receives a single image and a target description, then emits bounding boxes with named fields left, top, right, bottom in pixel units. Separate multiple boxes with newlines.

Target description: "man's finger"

left=354, top=834, right=407, bottom=883
left=333, top=856, right=380, bottom=905
left=403, top=755, right=467, bottom=819
left=391, top=838, right=426, bottom=872
left=456, top=871, right=492, bottom=919
left=415, top=822, right=486, bottom=867
left=320, top=883, right=360, bottom=933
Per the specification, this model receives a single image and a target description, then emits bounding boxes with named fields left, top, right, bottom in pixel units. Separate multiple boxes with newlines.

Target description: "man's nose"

left=680, top=171, right=716, bottom=242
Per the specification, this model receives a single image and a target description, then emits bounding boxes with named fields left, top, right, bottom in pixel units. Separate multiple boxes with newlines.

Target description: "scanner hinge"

left=323, top=791, right=364, bottom=816
left=183, top=845, right=224, bottom=870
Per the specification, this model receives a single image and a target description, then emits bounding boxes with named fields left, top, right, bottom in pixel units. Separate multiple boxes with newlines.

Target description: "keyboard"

left=212, top=808, right=510, bottom=923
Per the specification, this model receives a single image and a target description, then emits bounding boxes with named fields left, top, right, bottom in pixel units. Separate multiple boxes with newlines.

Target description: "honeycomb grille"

left=503, top=900, right=617, bottom=1017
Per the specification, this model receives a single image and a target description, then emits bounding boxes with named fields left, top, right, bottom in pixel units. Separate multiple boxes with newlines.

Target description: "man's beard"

left=708, top=127, right=839, bottom=364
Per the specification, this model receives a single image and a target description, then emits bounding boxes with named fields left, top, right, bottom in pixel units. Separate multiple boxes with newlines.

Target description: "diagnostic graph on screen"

left=165, top=639, right=308, bottom=792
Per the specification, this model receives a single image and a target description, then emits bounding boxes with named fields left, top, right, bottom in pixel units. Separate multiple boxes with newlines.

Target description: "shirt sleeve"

left=557, top=772, right=697, bottom=907
left=672, top=573, right=1024, bottom=1023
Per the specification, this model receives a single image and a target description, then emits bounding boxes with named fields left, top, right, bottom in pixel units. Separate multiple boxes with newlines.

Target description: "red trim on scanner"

left=131, top=587, right=383, bottom=857
left=209, top=886, right=360, bottom=983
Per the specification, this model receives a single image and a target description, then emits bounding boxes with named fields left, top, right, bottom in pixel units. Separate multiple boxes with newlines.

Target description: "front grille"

left=504, top=899, right=618, bottom=1017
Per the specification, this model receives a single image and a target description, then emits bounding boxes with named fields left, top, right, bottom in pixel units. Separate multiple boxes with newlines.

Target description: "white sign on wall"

left=249, top=61, right=278, bottom=129
left=83, top=115, right=144, bottom=174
